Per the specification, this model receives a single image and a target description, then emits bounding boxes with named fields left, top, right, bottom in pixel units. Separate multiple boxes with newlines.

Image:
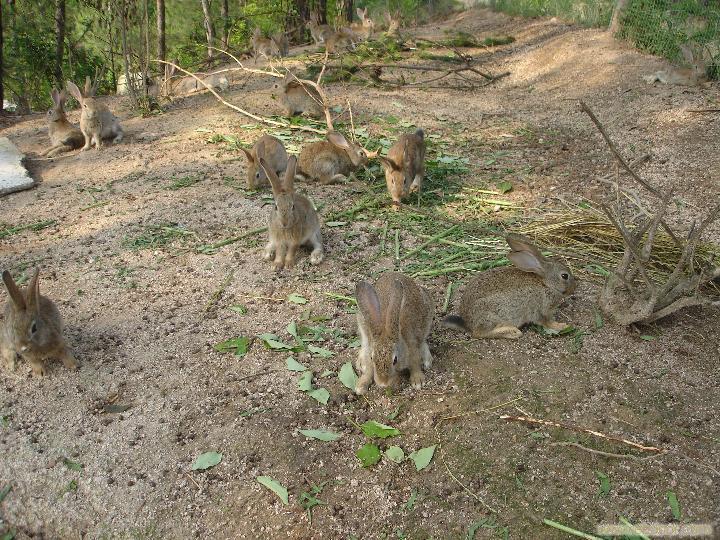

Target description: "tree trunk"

left=143, top=0, right=150, bottom=96
left=0, top=0, right=4, bottom=111
left=294, top=0, right=308, bottom=41
left=609, top=0, right=629, bottom=35
left=118, top=1, right=138, bottom=107
left=221, top=0, right=229, bottom=50
left=156, top=0, right=166, bottom=64
left=344, top=0, right=353, bottom=23
left=200, top=0, right=215, bottom=60
left=54, top=0, right=66, bottom=89
left=317, top=0, right=327, bottom=24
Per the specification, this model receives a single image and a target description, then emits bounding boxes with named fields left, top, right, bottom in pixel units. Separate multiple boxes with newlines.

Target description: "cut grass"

left=166, top=175, right=201, bottom=190
left=0, top=219, right=56, bottom=239
left=123, top=223, right=197, bottom=250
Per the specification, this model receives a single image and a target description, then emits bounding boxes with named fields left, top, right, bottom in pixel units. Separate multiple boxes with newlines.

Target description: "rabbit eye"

left=392, top=353, right=398, bottom=366
left=561, top=273, right=569, bottom=280
left=255, top=172, right=261, bottom=179
left=30, top=321, right=38, bottom=334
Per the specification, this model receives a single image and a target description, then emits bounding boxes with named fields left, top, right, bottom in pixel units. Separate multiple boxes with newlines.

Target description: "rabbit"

left=272, top=72, right=324, bottom=118
left=296, top=130, right=377, bottom=185
left=253, top=28, right=275, bottom=63
left=354, top=272, right=434, bottom=394
left=40, top=88, right=84, bottom=157
left=325, top=27, right=358, bottom=54
left=677, top=42, right=710, bottom=86
left=378, top=129, right=426, bottom=208
left=66, top=77, right=123, bottom=151
left=262, top=155, right=324, bottom=270
left=307, top=17, right=333, bottom=45
left=271, top=32, right=290, bottom=57
left=163, top=64, right=229, bottom=96
left=384, top=11, right=400, bottom=36
left=349, top=7, right=374, bottom=41
left=443, top=235, right=577, bottom=339
left=241, top=134, right=288, bottom=190
left=1, top=269, right=78, bottom=376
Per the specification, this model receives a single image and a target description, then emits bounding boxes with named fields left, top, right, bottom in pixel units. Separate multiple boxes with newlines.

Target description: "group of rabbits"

left=4, top=9, right=577, bottom=394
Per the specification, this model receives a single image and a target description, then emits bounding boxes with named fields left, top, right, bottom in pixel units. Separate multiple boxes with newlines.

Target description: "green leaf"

left=307, top=388, right=330, bottom=405
left=385, top=446, right=405, bottom=463
left=409, top=445, right=436, bottom=471
left=667, top=491, right=681, bottom=520
left=288, top=293, right=308, bottom=305
left=404, top=488, right=418, bottom=511
left=361, top=420, right=400, bottom=439
left=63, top=458, right=83, bottom=472
left=640, top=335, right=656, bottom=341
left=308, top=344, right=334, bottom=358
left=298, top=371, right=313, bottom=392
left=258, top=333, right=294, bottom=350
left=0, top=484, right=11, bottom=503
left=596, top=471, right=610, bottom=497
left=299, top=429, right=341, bottom=441
left=256, top=476, right=289, bottom=505
left=325, top=221, right=347, bottom=227
left=496, top=181, right=513, bottom=194
left=320, top=369, right=334, bottom=378
left=286, top=357, right=307, bottom=372
left=229, top=305, right=247, bottom=314
left=191, top=451, right=222, bottom=471
left=338, top=362, right=358, bottom=390
left=593, top=310, right=604, bottom=330
left=214, top=336, right=250, bottom=356
left=356, top=443, right=381, bottom=468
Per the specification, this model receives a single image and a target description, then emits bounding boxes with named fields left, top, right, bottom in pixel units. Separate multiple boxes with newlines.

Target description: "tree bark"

left=200, top=0, right=215, bottom=60
left=221, top=0, right=229, bottom=50
left=609, top=0, right=629, bottom=35
left=118, top=1, right=138, bottom=107
left=317, top=0, right=327, bottom=24
left=54, top=0, right=66, bottom=89
left=156, top=0, right=166, bottom=63
left=344, top=0, right=353, bottom=23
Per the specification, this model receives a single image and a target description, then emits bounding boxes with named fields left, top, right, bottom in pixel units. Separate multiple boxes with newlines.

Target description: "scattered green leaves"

left=640, top=335, right=656, bottom=341
left=298, top=371, right=313, bottom=392
left=214, top=336, right=250, bottom=357
left=308, top=344, right=334, bottom=358
left=0, top=484, right=11, bottom=503
left=258, top=333, right=295, bottom=350
left=288, top=293, right=308, bottom=305
left=596, top=471, right=610, bottom=498
left=307, top=388, right=330, bottom=405
left=404, top=489, right=418, bottom=511
left=496, top=181, right=513, bottom=194
left=361, top=420, right=400, bottom=439
left=338, top=362, right=358, bottom=390
left=63, top=458, right=83, bottom=472
left=299, top=429, right=342, bottom=442
left=229, top=305, right=248, bottom=315
left=356, top=443, right=382, bottom=468
left=257, top=476, right=289, bottom=505
left=191, top=452, right=222, bottom=471
left=409, top=445, right=436, bottom=471
left=299, top=482, right=327, bottom=524
left=667, top=491, right=681, bottom=520
left=385, top=446, right=405, bottom=464
left=286, top=357, right=307, bottom=372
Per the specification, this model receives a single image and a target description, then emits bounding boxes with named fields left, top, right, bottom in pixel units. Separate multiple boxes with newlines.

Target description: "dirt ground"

left=1, top=7, right=719, bottom=540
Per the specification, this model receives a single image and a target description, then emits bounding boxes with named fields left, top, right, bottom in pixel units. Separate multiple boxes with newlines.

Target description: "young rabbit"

left=355, top=272, right=434, bottom=394
left=378, top=129, right=426, bottom=208
left=325, top=28, right=357, bottom=54
left=297, top=131, right=377, bottom=185
left=384, top=12, right=400, bottom=36
left=253, top=28, right=275, bottom=63
left=262, top=155, right=324, bottom=270
left=272, top=72, right=324, bottom=118
left=1, top=269, right=77, bottom=376
left=241, top=134, right=288, bottom=190
left=350, top=7, right=375, bottom=41
left=40, top=89, right=84, bottom=157
left=271, top=32, right=290, bottom=57
left=443, top=235, right=576, bottom=339
left=307, top=17, right=333, bottom=45
left=66, top=77, right=123, bottom=151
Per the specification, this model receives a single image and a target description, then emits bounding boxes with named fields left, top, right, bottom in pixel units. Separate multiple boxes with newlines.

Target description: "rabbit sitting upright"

left=40, top=88, right=84, bottom=157
left=66, top=77, right=123, bottom=151
left=443, top=235, right=576, bottom=339
left=1, top=269, right=78, bottom=376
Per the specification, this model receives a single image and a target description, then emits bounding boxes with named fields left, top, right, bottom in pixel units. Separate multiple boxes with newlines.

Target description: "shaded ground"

left=1, top=7, right=719, bottom=540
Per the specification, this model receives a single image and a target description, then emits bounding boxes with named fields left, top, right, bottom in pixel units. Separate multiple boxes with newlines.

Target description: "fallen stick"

left=548, top=441, right=660, bottom=460
left=499, top=414, right=664, bottom=453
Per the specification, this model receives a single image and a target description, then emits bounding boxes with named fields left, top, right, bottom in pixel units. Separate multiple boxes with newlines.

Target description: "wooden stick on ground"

left=499, top=414, right=664, bottom=453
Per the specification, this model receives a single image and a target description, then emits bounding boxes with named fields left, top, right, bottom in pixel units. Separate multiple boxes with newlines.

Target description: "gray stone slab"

left=0, top=137, right=35, bottom=196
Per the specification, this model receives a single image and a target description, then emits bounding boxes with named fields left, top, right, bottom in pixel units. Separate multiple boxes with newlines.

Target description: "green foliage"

left=485, top=0, right=614, bottom=27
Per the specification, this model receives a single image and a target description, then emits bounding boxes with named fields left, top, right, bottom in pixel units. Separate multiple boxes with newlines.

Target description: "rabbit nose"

left=19, top=345, right=28, bottom=353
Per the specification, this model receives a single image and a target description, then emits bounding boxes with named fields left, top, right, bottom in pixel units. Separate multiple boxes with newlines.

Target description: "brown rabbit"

left=297, top=131, right=377, bottom=185
left=1, top=269, right=77, bottom=376
left=262, top=156, right=324, bottom=270
left=355, top=272, right=434, bottom=394
left=253, top=28, right=275, bottom=63
left=307, top=15, right=333, bottom=45
left=272, top=72, right=324, bottom=118
left=66, top=77, right=123, bottom=150
left=325, top=27, right=357, bottom=54
left=40, top=89, right=84, bottom=157
left=241, top=134, right=288, bottom=190
left=271, top=32, right=290, bottom=57
left=378, top=129, right=426, bottom=208
left=350, top=7, right=375, bottom=41
left=384, top=12, right=400, bottom=36
left=443, top=235, right=576, bottom=339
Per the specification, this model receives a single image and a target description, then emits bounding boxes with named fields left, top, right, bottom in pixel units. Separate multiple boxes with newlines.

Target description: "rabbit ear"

left=384, top=279, right=403, bottom=336
left=378, top=156, right=401, bottom=171
left=240, top=148, right=254, bottom=163
left=66, top=81, right=83, bottom=102
left=356, top=281, right=383, bottom=334
left=327, top=130, right=351, bottom=150
left=356, top=7, right=364, bottom=19
left=255, top=140, right=266, bottom=161
left=283, top=155, right=297, bottom=189
left=506, top=234, right=547, bottom=276
left=259, top=157, right=283, bottom=193
left=84, top=76, right=93, bottom=97
left=50, top=89, right=59, bottom=106
left=25, top=268, right=41, bottom=312
left=2, top=271, right=26, bottom=310
left=58, top=89, right=68, bottom=105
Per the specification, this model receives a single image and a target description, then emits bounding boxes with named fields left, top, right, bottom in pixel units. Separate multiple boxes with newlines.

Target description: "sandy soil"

left=1, top=7, right=719, bottom=540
